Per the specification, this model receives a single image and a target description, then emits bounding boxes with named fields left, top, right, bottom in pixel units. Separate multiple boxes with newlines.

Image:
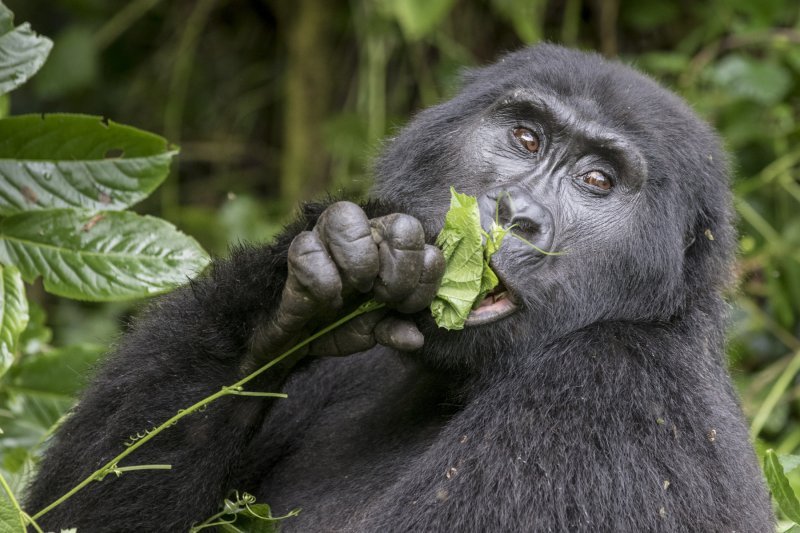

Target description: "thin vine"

left=30, top=300, right=386, bottom=522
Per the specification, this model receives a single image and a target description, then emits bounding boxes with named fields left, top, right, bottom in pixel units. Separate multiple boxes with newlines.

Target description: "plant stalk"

left=31, top=300, right=385, bottom=520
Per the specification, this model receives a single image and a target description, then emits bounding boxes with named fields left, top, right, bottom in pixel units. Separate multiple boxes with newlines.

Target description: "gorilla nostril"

left=511, top=217, right=540, bottom=236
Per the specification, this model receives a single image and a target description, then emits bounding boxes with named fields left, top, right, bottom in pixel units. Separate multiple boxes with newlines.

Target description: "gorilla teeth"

left=466, top=279, right=519, bottom=327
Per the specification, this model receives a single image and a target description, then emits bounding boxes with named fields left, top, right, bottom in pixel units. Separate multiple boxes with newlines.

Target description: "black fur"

left=26, top=45, right=773, bottom=531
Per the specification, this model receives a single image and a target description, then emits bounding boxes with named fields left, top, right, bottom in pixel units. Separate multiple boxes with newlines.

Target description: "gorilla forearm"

left=25, top=263, right=287, bottom=529
left=24, top=199, right=428, bottom=531
left=23, top=210, right=325, bottom=530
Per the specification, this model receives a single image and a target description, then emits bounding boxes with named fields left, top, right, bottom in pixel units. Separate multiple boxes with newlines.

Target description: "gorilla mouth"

left=465, top=280, right=519, bottom=326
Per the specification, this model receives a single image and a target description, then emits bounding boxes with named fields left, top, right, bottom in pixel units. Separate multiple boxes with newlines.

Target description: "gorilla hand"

left=250, top=202, right=445, bottom=362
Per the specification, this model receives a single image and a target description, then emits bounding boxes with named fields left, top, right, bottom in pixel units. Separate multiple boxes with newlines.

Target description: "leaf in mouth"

left=430, top=188, right=509, bottom=330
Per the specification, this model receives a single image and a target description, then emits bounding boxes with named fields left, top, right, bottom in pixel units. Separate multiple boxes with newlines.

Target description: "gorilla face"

left=464, top=88, right=654, bottom=328
left=372, top=45, right=734, bottom=366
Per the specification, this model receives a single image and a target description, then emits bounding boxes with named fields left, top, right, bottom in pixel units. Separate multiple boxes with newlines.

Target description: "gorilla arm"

left=24, top=201, right=444, bottom=532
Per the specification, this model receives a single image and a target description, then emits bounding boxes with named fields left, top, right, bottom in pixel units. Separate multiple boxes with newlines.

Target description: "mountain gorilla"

left=26, top=45, right=773, bottom=531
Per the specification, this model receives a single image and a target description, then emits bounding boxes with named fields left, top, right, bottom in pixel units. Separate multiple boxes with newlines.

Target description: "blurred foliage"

left=6, top=0, right=800, bottom=526
left=0, top=4, right=210, bottom=526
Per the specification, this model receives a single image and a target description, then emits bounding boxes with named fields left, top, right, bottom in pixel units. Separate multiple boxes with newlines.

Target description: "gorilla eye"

left=579, top=170, right=613, bottom=191
left=512, top=127, right=540, bottom=153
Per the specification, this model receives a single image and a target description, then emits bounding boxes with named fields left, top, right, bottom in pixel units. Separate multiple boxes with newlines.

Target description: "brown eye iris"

left=580, top=170, right=613, bottom=191
left=512, top=127, right=540, bottom=153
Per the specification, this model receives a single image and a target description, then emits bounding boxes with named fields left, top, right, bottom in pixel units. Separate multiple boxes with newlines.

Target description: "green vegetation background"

left=8, top=0, right=800, bottom=514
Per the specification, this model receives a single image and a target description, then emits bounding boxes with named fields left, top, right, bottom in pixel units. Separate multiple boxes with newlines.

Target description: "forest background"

left=4, top=0, right=800, bottom=527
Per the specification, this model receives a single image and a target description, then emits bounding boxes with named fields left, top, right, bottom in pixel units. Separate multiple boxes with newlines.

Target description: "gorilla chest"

left=256, top=351, right=454, bottom=526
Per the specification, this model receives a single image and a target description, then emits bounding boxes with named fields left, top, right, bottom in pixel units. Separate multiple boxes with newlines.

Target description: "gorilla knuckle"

left=372, top=213, right=425, bottom=251
left=287, top=231, right=342, bottom=303
left=318, top=201, right=372, bottom=244
left=316, top=202, right=379, bottom=293
left=421, top=245, right=446, bottom=283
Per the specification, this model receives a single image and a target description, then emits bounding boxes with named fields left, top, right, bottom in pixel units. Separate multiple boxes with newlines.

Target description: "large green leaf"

left=765, top=449, right=800, bottom=524
left=0, top=394, right=71, bottom=452
left=0, top=2, right=52, bottom=95
left=0, top=488, right=24, bottom=533
left=16, top=301, right=50, bottom=356
left=430, top=188, right=503, bottom=330
left=0, top=209, right=210, bottom=301
left=0, top=114, right=178, bottom=216
left=0, top=265, right=27, bottom=378
left=6, top=343, right=104, bottom=399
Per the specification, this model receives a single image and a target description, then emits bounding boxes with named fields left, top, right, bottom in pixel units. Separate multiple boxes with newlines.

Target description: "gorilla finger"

left=315, top=202, right=380, bottom=293
left=370, top=214, right=425, bottom=303
left=375, top=316, right=424, bottom=352
left=307, top=309, right=386, bottom=356
left=395, top=245, right=446, bottom=313
left=288, top=231, right=343, bottom=307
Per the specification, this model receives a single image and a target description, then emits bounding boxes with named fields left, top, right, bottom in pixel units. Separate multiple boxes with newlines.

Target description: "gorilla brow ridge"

left=495, top=89, right=648, bottom=188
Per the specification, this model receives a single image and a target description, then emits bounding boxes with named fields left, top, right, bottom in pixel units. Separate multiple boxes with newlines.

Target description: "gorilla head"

left=373, top=45, right=734, bottom=369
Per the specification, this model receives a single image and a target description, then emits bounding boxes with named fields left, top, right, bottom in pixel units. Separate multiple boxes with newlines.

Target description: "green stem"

left=161, top=0, right=222, bottom=221
left=190, top=516, right=236, bottom=531
left=750, top=348, right=800, bottom=439
left=510, top=232, right=566, bottom=256
left=93, top=0, right=164, bottom=51
left=0, top=471, right=27, bottom=531
left=24, top=514, right=44, bottom=533
left=227, top=391, right=289, bottom=398
left=31, top=300, right=385, bottom=521
left=111, top=464, right=173, bottom=475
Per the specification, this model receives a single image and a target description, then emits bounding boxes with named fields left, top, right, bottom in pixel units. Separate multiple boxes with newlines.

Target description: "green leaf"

left=232, top=504, right=278, bottom=533
left=780, top=454, right=800, bottom=475
left=17, top=301, right=50, bottom=356
left=0, top=487, right=24, bottom=533
left=0, top=3, right=52, bottom=95
left=764, top=449, right=800, bottom=523
left=711, top=55, right=792, bottom=105
left=0, top=4, right=13, bottom=34
left=0, top=394, right=71, bottom=452
left=0, top=209, right=210, bottom=301
left=387, top=0, right=457, bottom=41
left=430, top=188, right=500, bottom=330
left=6, top=343, right=104, bottom=398
left=0, top=456, right=35, bottom=502
left=0, top=265, right=27, bottom=378
left=0, top=114, right=178, bottom=216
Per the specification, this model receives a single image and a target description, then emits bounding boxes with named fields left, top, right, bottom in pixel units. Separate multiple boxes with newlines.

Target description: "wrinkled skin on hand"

left=250, top=201, right=445, bottom=362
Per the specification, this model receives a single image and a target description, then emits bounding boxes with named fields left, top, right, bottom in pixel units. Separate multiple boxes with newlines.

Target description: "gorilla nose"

left=478, top=185, right=554, bottom=254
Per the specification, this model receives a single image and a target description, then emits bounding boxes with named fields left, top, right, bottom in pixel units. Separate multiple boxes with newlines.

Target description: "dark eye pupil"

left=513, top=127, right=539, bottom=153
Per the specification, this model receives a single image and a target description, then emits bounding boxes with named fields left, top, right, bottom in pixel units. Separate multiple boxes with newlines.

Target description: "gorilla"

left=26, top=44, right=774, bottom=531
